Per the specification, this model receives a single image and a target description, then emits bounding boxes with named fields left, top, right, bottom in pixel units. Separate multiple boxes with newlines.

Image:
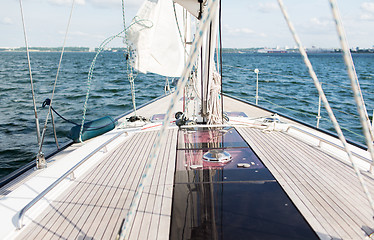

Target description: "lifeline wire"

left=117, top=0, right=219, bottom=238
left=328, top=0, right=374, bottom=169
left=38, top=0, right=75, bottom=153
left=19, top=0, right=41, bottom=146
left=278, top=0, right=374, bottom=221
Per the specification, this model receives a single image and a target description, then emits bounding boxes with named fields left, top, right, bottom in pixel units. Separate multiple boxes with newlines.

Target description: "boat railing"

left=224, top=64, right=373, bottom=143
left=286, top=125, right=372, bottom=165
left=16, top=130, right=128, bottom=229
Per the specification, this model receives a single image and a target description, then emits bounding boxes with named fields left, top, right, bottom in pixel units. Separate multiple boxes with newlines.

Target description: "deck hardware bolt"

left=36, top=152, right=47, bottom=169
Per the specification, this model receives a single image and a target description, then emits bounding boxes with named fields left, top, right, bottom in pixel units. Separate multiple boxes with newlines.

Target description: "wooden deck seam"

left=132, top=129, right=172, bottom=239
left=266, top=131, right=371, bottom=238
left=285, top=131, right=374, bottom=200
left=63, top=132, right=146, bottom=240
left=141, top=129, right=174, bottom=239
left=151, top=129, right=177, bottom=240
left=108, top=131, right=158, bottom=239
left=22, top=138, right=133, bottom=240
left=245, top=128, right=365, bottom=239
left=275, top=131, right=374, bottom=225
left=91, top=132, right=155, bottom=239
left=75, top=132, right=153, bottom=239
left=157, top=129, right=177, bottom=240
left=237, top=127, right=334, bottom=239
left=239, top=127, right=372, bottom=239
left=17, top=132, right=141, bottom=240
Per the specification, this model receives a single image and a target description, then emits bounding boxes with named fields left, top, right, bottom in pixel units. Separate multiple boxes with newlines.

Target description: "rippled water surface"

left=0, top=52, right=373, bottom=178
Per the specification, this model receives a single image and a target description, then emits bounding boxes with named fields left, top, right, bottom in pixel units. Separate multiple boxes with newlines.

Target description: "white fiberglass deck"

left=16, top=128, right=177, bottom=240
left=237, top=126, right=374, bottom=240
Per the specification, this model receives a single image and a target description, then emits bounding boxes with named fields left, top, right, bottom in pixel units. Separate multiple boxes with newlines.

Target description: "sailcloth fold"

left=127, top=0, right=187, bottom=77
left=174, top=0, right=203, bottom=19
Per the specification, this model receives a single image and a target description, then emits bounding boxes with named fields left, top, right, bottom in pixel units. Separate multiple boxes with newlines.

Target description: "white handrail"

left=17, top=131, right=127, bottom=229
left=286, top=125, right=371, bottom=164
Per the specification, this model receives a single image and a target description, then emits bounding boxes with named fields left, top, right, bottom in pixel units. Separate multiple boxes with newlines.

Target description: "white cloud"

left=258, top=2, right=278, bottom=13
left=360, top=2, right=374, bottom=20
left=55, top=0, right=141, bottom=9
left=361, top=2, right=374, bottom=12
left=232, top=28, right=254, bottom=34
left=88, top=0, right=120, bottom=7
left=1, top=17, right=13, bottom=25
left=224, top=24, right=254, bottom=35
left=310, top=17, right=330, bottom=27
left=48, top=0, right=85, bottom=6
left=294, top=17, right=333, bottom=35
left=258, top=32, right=267, bottom=37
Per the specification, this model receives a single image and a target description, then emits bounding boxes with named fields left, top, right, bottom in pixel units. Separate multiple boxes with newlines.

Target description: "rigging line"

left=38, top=0, right=75, bottom=153
left=205, top=22, right=213, bottom=122
left=173, top=2, right=189, bottom=55
left=78, top=29, right=126, bottom=143
left=278, top=0, right=374, bottom=221
left=201, top=46, right=204, bottom=117
left=19, top=0, right=41, bottom=146
left=329, top=0, right=374, bottom=166
left=117, top=1, right=219, bottom=238
left=122, top=0, right=137, bottom=116
left=219, top=0, right=223, bottom=123
left=78, top=18, right=153, bottom=142
left=121, top=0, right=126, bottom=31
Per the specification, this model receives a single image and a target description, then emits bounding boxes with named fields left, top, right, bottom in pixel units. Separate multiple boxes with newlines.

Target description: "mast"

left=181, top=0, right=221, bottom=124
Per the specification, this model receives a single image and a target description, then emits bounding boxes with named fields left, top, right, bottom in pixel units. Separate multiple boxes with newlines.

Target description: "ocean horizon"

left=0, top=51, right=373, bottom=179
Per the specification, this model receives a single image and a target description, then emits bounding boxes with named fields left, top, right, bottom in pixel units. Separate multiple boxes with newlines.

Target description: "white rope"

left=116, top=0, right=219, bottom=238
left=207, top=70, right=222, bottom=124
left=278, top=0, right=374, bottom=221
left=122, top=0, right=137, bottom=116
left=19, top=0, right=41, bottom=146
left=38, top=0, right=75, bottom=153
left=328, top=0, right=374, bottom=170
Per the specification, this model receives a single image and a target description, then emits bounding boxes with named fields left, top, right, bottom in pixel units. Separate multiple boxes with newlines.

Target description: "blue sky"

left=1, top=0, right=374, bottom=48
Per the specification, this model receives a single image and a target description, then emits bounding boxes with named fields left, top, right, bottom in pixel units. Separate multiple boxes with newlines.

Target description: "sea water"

left=0, top=51, right=373, bottom=178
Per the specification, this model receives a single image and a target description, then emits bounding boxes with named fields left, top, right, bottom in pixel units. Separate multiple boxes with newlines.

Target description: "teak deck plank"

left=92, top=132, right=154, bottom=239
left=262, top=131, right=369, bottom=238
left=237, top=128, right=338, bottom=239
left=22, top=142, right=131, bottom=240
left=20, top=133, right=141, bottom=240
left=237, top=127, right=374, bottom=239
left=16, top=128, right=177, bottom=240
left=247, top=128, right=372, bottom=238
left=130, top=130, right=171, bottom=239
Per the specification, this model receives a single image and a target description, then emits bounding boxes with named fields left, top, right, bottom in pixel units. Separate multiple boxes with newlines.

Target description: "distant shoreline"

left=1, top=47, right=374, bottom=54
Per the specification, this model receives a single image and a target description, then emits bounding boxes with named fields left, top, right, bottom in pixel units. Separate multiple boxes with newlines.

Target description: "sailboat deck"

left=8, top=95, right=374, bottom=240
left=16, top=128, right=178, bottom=240
left=237, top=126, right=374, bottom=240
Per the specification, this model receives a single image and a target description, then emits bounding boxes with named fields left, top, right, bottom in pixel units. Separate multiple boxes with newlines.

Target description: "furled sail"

left=126, top=0, right=188, bottom=77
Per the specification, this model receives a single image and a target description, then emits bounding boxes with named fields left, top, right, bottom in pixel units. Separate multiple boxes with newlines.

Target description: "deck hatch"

left=170, top=127, right=318, bottom=239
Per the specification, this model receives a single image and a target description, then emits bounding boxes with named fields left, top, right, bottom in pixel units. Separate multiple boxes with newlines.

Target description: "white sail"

left=174, top=0, right=204, bottom=19
left=127, top=0, right=188, bottom=77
